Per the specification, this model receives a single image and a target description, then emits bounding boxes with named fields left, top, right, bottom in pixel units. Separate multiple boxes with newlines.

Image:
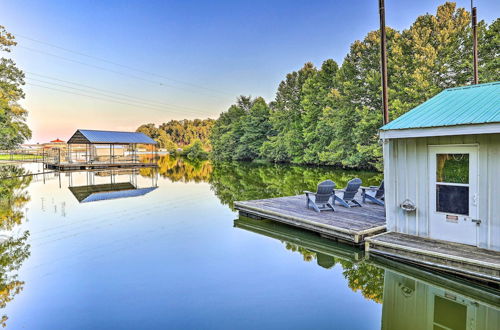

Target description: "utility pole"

left=472, top=1, right=479, bottom=84
left=379, top=0, right=389, bottom=124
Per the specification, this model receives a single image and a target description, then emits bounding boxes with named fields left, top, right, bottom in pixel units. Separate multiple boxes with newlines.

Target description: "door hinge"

left=471, top=219, right=481, bottom=225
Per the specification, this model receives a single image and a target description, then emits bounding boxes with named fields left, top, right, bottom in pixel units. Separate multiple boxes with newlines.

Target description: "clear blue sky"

left=1, top=0, right=498, bottom=142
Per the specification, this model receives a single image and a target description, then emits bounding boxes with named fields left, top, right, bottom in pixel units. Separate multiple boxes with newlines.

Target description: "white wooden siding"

left=384, top=134, right=500, bottom=251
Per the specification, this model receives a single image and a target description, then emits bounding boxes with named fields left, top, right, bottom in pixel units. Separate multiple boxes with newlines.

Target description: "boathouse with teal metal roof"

left=380, top=82, right=500, bottom=139
left=379, top=81, right=500, bottom=252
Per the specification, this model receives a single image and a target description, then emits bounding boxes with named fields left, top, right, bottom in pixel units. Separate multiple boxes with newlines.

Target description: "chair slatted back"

left=315, top=180, right=335, bottom=204
left=343, top=178, right=362, bottom=201
left=375, top=180, right=384, bottom=199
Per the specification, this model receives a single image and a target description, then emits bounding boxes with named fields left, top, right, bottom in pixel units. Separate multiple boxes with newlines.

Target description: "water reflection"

left=210, top=161, right=383, bottom=208
left=235, top=215, right=500, bottom=329
left=0, top=166, right=32, bottom=231
left=139, top=156, right=212, bottom=183
left=234, top=216, right=385, bottom=303
left=68, top=169, right=158, bottom=203
left=0, top=158, right=498, bottom=328
left=0, top=166, right=32, bottom=327
left=378, top=257, right=500, bottom=330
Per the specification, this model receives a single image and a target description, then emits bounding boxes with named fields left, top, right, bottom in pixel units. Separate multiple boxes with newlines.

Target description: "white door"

left=429, top=145, right=478, bottom=246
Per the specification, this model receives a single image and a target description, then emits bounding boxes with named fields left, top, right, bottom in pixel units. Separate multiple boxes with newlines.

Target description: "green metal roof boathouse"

left=367, top=81, right=500, bottom=283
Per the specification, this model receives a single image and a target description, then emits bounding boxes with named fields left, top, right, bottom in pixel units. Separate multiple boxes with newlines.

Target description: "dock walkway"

left=366, top=232, right=500, bottom=283
left=234, top=194, right=386, bottom=245
left=45, top=162, right=157, bottom=171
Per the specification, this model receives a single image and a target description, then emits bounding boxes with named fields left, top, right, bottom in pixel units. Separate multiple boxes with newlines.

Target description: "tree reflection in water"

left=211, top=161, right=382, bottom=207
left=140, top=156, right=212, bottom=183
left=235, top=216, right=384, bottom=304
left=141, top=156, right=383, bottom=208
left=0, top=166, right=32, bottom=231
left=141, top=156, right=385, bottom=303
left=0, top=166, right=32, bottom=327
left=284, top=242, right=384, bottom=303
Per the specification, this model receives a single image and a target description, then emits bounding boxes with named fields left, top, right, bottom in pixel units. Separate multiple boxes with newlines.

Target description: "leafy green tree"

left=317, top=28, right=401, bottom=170
left=183, top=139, right=208, bottom=160
left=136, top=123, right=160, bottom=140
left=235, top=97, right=272, bottom=160
left=301, top=59, right=339, bottom=164
left=479, top=18, right=499, bottom=83
left=210, top=97, right=249, bottom=161
left=261, top=62, right=317, bottom=163
left=137, top=119, right=214, bottom=151
left=212, top=3, right=499, bottom=170
left=0, top=26, right=31, bottom=149
left=394, top=2, right=474, bottom=113
left=156, top=130, right=176, bottom=151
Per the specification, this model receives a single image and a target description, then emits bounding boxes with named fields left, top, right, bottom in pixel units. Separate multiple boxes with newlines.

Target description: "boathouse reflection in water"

left=235, top=215, right=500, bottom=329
left=67, top=169, right=158, bottom=203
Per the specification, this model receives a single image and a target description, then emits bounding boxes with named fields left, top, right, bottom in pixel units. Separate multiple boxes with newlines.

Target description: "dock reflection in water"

left=235, top=216, right=500, bottom=330
left=67, top=169, right=158, bottom=203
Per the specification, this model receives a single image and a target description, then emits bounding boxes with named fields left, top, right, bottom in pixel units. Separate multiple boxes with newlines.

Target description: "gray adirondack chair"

left=361, top=180, right=384, bottom=206
left=333, top=178, right=362, bottom=208
left=304, top=180, right=336, bottom=212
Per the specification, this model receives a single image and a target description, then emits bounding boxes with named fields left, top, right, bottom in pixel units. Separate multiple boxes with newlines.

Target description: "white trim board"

left=380, top=123, right=500, bottom=139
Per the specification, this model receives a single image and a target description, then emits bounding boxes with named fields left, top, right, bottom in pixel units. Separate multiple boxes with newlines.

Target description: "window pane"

left=436, top=185, right=469, bottom=215
left=436, top=154, right=469, bottom=183
left=433, top=296, right=467, bottom=330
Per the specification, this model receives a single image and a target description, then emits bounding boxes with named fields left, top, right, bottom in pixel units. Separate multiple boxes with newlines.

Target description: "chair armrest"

left=360, top=186, right=376, bottom=191
left=335, top=189, right=345, bottom=192
left=303, top=191, right=316, bottom=195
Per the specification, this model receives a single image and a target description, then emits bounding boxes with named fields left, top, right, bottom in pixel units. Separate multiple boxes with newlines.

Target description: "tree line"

left=136, top=119, right=214, bottom=151
left=210, top=3, right=499, bottom=170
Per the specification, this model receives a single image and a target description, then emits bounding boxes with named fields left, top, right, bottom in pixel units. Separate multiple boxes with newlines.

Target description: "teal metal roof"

left=381, top=82, right=500, bottom=131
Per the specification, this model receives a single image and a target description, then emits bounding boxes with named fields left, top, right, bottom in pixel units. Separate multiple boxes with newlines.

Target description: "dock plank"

left=234, top=194, right=386, bottom=244
left=366, top=232, right=500, bottom=282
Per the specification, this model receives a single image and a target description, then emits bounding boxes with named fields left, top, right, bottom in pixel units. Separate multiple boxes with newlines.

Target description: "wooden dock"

left=234, top=194, right=386, bottom=245
left=45, top=162, right=158, bottom=171
left=366, top=232, right=500, bottom=283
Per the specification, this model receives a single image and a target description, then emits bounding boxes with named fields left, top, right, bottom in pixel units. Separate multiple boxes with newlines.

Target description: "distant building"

left=43, top=138, right=67, bottom=150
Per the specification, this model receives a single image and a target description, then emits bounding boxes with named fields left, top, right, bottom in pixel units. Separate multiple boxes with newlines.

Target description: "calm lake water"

left=0, top=157, right=498, bottom=329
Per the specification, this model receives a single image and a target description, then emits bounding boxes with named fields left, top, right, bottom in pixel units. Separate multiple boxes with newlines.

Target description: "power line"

left=27, top=76, right=207, bottom=115
left=19, top=45, right=182, bottom=89
left=19, top=45, right=231, bottom=101
left=14, top=34, right=233, bottom=97
left=26, top=82, right=212, bottom=117
left=25, top=71, right=208, bottom=113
